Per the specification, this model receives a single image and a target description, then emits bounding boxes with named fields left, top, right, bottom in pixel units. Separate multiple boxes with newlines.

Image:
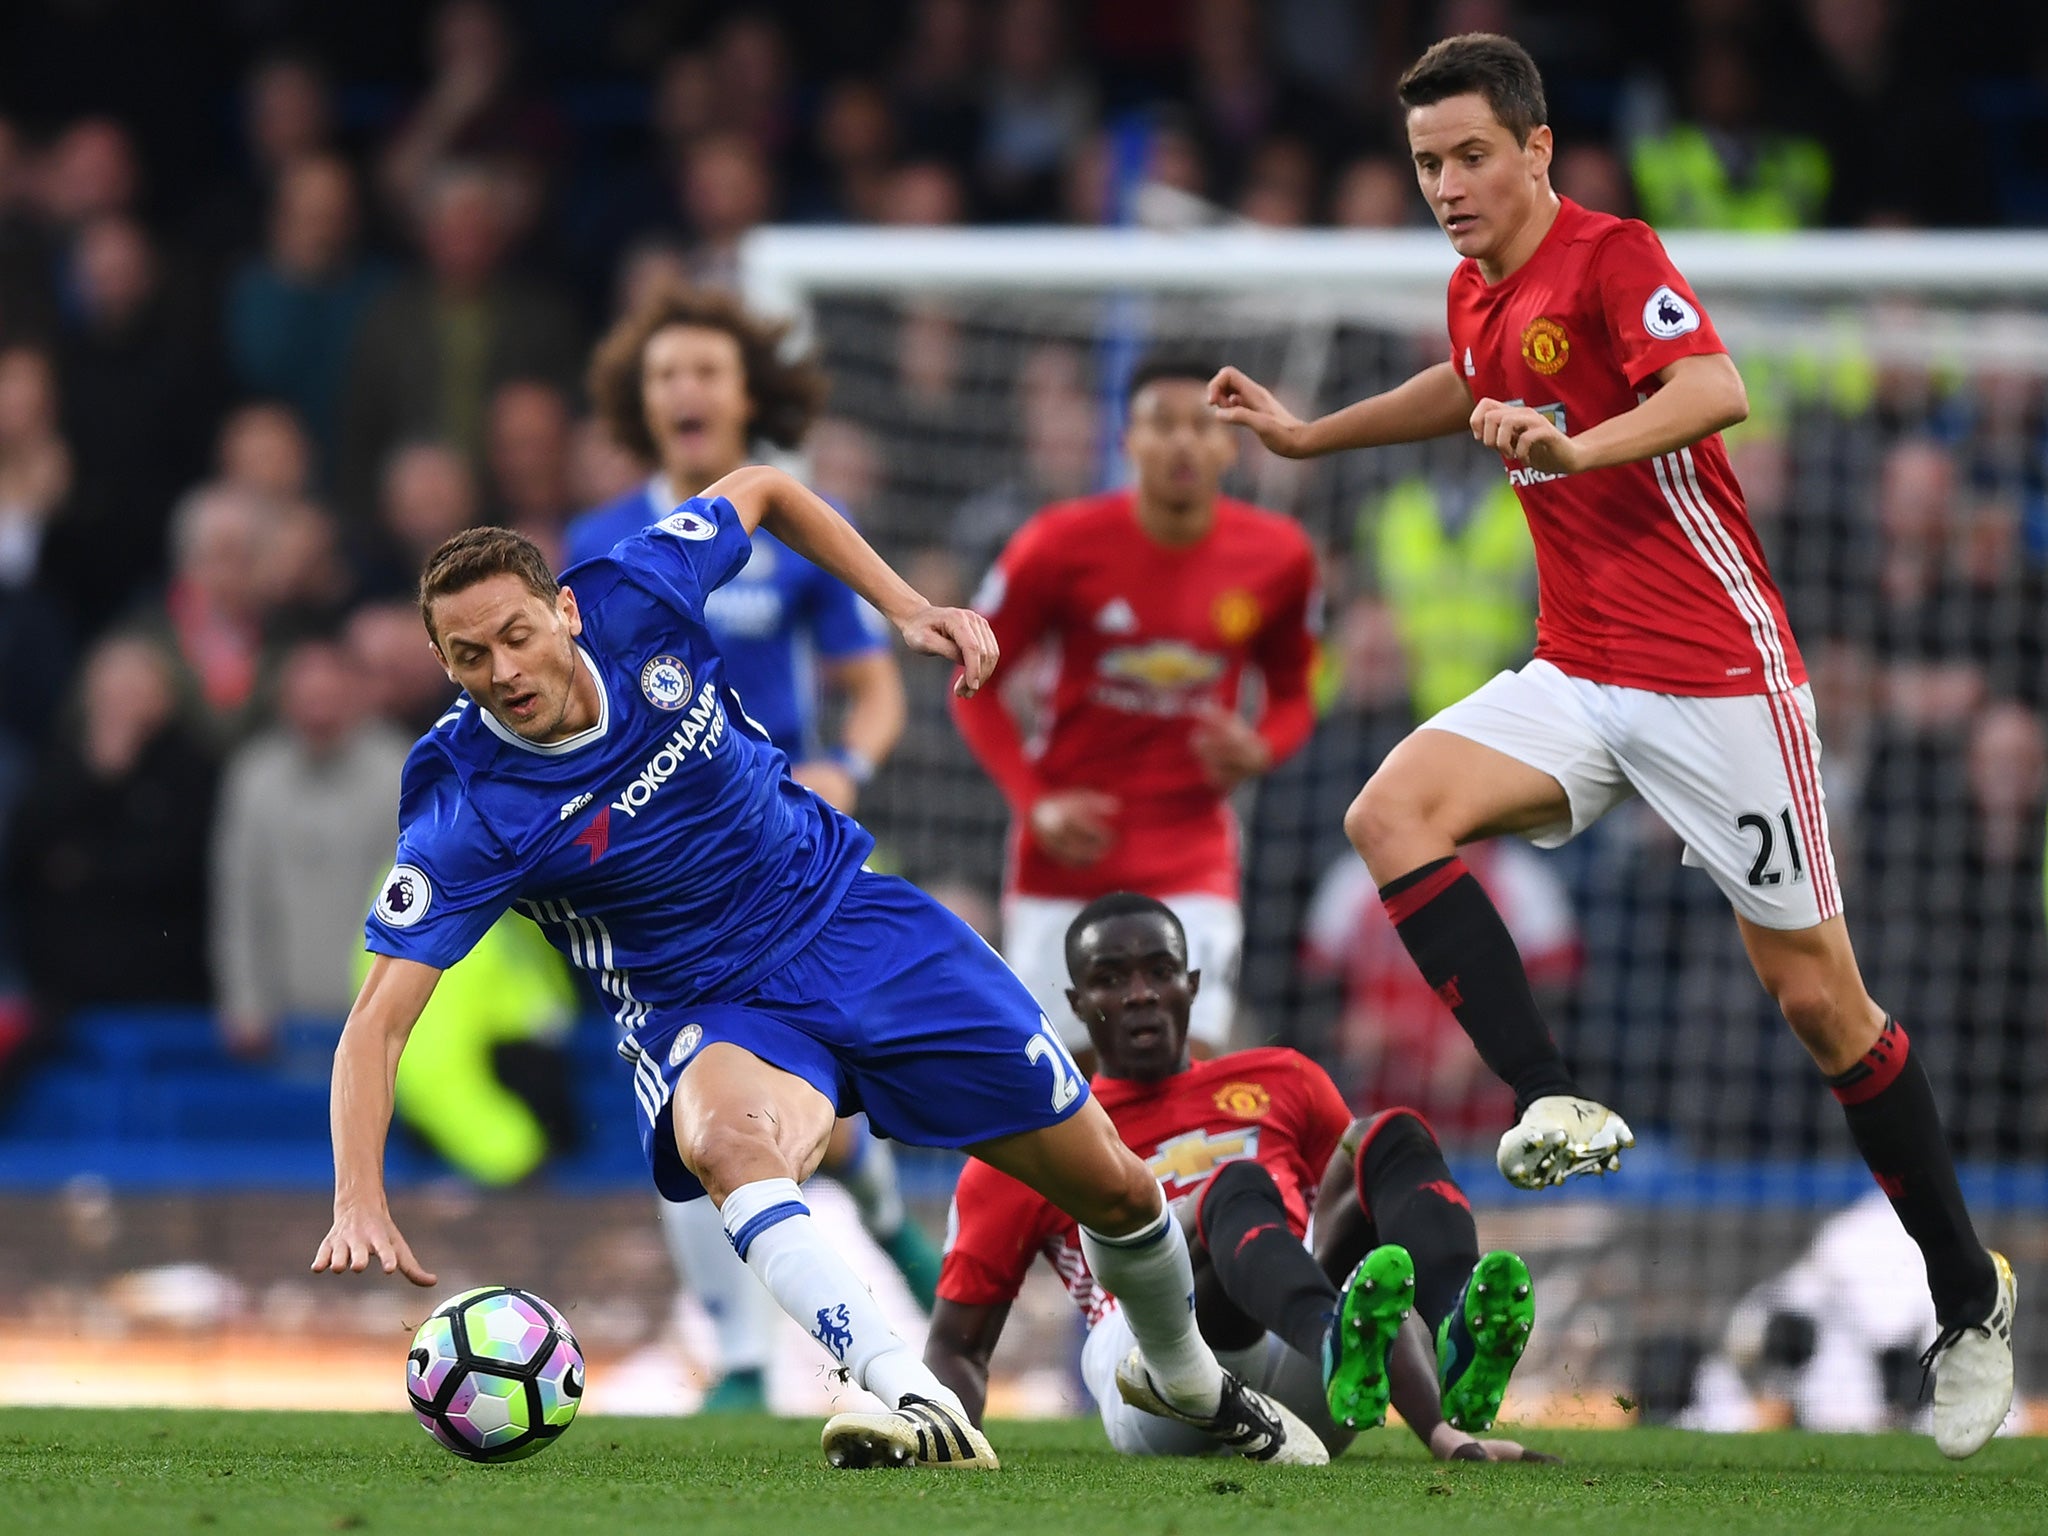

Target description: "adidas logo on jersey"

left=559, top=791, right=595, bottom=822
left=1095, top=597, right=1138, bottom=634
left=1464, top=347, right=1476, bottom=378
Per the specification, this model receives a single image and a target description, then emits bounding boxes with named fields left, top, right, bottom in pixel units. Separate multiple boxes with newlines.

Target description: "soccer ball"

left=406, top=1287, right=584, bottom=1462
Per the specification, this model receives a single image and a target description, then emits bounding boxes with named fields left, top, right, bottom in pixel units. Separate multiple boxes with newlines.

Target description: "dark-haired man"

left=928, top=893, right=1554, bottom=1463
left=315, top=469, right=1328, bottom=1470
left=1208, top=31, right=2012, bottom=1458
left=565, top=285, right=930, bottom=1412
left=954, top=356, right=1320, bottom=1060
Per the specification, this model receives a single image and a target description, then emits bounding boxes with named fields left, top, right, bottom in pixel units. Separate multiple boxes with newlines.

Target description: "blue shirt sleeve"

left=364, top=743, right=523, bottom=969
left=615, top=495, right=756, bottom=614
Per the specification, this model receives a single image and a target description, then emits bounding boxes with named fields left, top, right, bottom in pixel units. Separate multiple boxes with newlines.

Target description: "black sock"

left=1355, top=1109, right=1481, bottom=1336
left=1380, top=856, right=1581, bottom=1115
left=1196, top=1160, right=1338, bottom=1362
left=1827, top=1019, right=1996, bottom=1325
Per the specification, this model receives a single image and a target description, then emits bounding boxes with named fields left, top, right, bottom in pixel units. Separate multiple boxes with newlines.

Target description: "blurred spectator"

left=367, top=441, right=480, bottom=597
left=56, top=214, right=219, bottom=631
left=1629, top=38, right=1829, bottom=229
left=891, top=0, right=984, bottom=169
left=979, top=0, right=1096, bottom=222
left=1188, top=0, right=1280, bottom=196
left=708, top=13, right=798, bottom=160
left=0, top=344, right=74, bottom=590
left=225, top=156, right=387, bottom=475
left=1553, top=142, right=1635, bottom=216
left=379, top=0, right=564, bottom=246
left=948, top=342, right=1099, bottom=583
left=1330, top=154, right=1412, bottom=229
left=881, top=160, right=967, bottom=227
left=37, top=118, right=141, bottom=236
left=1304, top=836, right=1577, bottom=1135
left=210, top=633, right=409, bottom=1055
left=1236, top=136, right=1318, bottom=227
left=214, top=402, right=312, bottom=505
left=132, top=484, right=277, bottom=744
left=188, top=54, right=338, bottom=279
left=346, top=601, right=457, bottom=737
left=804, top=78, right=898, bottom=223
left=3, top=635, right=216, bottom=1021
left=337, top=163, right=580, bottom=523
left=485, top=378, right=574, bottom=564
left=675, top=133, right=777, bottom=289
left=566, top=413, right=645, bottom=512
left=0, top=117, right=58, bottom=339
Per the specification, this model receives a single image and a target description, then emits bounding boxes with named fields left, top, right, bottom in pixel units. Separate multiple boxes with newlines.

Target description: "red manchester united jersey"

left=937, top=1048, right=1353, bottom=1325
left=1447, top=197, right=1804, bottom=696
left=953, top=491, right=1319, bottom=899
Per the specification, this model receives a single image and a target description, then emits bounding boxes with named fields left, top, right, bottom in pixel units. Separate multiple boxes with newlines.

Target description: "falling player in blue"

left=312, top=466, right=1326, bottom=1469
left=570, top=285, right=933, bottom=1408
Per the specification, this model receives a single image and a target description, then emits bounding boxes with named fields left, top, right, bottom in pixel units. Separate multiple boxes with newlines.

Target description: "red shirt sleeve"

left=1250, top=532, right=1321, bottom=767
left=1594, top=222, right=1727, bottom=389
left=1291, top=1055, right=1357, bottom=1178
left=937, top=1157, right=1056, bottom=1308
left=950, top=514, right=1061, bottom=810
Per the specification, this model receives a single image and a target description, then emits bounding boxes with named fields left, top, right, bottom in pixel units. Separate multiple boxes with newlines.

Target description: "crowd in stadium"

left=1, top=0, right=2046, bottom=1169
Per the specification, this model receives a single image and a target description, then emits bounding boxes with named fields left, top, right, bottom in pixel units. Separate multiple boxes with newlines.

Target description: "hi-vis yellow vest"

left=1366, top=477, right=1535, bottom=718
left=1630, top=125, right=1831, bottom=232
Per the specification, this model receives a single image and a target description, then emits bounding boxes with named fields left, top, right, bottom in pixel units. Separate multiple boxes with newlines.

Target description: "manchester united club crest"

left=1520, top=316, right=1570, bottom=376
left=1212, top=589, right=1262, bottom=644
left=1212, top=1081, right=1272, bottom=1119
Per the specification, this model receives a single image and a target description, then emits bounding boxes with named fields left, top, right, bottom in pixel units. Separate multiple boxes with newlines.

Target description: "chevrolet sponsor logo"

left=1147, top=1126, right=1260, bottom=1187
left=1098, top=642, right=1225, bottom=691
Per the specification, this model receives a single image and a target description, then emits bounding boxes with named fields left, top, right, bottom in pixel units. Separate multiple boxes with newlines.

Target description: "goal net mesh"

left=748, top=231, right=2048, bottom=1429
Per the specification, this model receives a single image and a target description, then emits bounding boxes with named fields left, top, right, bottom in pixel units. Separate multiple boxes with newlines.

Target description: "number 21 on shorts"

left=1025, top=1017, right=1083, bottom=1111
left=1737, top=806, right=1806, bottom=888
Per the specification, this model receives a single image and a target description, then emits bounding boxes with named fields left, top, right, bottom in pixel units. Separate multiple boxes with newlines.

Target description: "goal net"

left=743, top=227, right=2048, bottom=1431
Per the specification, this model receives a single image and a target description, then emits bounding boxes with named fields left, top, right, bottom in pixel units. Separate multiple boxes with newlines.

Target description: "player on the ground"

left=928, top=894, right=1555, bottom=1462
left=311, top=467, right=1326, bottom=1470
left=1206, top=31, right=2012, bottom=1458
left=567, top=285, right=936, bottom=1412
left=953, top=355, right=1320, bottom=1059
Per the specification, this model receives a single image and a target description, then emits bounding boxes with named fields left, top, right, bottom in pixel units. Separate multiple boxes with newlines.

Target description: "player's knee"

left=1770, top=973, right=1846, bottom=1051
left=1344, top=770, right=1431, bottom=866
left=676, top=1112, right=786, bottom=1196
left=1076, top=1153, right=1167, bottom=1237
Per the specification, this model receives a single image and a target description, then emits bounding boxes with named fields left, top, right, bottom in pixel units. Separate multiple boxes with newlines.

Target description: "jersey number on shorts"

left=1737, top=808, right=1806, bottom=888
left=1025, top=1020, right=1083, bottom=1112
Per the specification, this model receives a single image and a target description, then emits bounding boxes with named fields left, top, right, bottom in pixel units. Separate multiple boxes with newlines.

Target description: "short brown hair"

left=1397, top=33, right=1548, bottom=146
left=417, top=526, right=559, bottom=645
left=588, top=284, right=826, bottom=463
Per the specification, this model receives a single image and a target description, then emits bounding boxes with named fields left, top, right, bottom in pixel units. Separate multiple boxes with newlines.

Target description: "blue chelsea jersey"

left=563, top=477, right=886, bottom=759
left=365, top=495, right=874, bottom=1027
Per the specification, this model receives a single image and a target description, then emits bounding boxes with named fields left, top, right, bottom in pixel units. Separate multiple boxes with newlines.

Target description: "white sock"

left=1081, top=1210, right=1224, bottom=1416
left=659, top=1195, right=773, bottom=1374
left=834, top=1124, right=906, bottom=1241
left=720, top=1177, right=963, bottom=1414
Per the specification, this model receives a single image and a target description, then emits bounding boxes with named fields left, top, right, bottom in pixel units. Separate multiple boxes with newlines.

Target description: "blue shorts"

left=625, top=870, right=1091, bottom=1201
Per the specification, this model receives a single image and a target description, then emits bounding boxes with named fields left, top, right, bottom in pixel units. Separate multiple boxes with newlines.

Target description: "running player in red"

left=1207, top=32, right=2012, bottom=1458
left=927, top=894, right=1555, bottom=1462
left=953, top=356, right=1319, bottom=1059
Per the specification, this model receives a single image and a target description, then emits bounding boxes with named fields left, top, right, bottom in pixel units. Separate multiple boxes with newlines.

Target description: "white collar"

left=478, top=645, right=611, bottom=756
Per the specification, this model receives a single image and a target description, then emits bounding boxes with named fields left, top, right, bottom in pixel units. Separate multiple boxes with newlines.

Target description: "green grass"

left=2, top=1409, right=2042, bottom=1536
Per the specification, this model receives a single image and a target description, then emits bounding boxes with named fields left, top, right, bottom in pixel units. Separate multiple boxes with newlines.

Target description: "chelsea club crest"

left=640, top=654, right=694, bottom=710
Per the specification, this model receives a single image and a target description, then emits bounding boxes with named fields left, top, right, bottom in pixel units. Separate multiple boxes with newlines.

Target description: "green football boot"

left=1437, top=1250, right=1535, bottom=1432
left=1323, top=1243, right=1415, bottom=1430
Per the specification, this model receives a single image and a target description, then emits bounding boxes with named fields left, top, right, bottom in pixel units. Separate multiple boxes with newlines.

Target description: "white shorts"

left=1079, top=1303, right=1353, bottom=1458
left=1004, top=892, right=1242, bottom=1054
left=1424, top=659, right=1842, bottom=930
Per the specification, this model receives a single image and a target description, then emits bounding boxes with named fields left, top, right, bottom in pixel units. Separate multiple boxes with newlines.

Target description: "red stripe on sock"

left=1829, top=1021, right=1911, bottom=1107
left=1380, top=859, right=1469, bottom=927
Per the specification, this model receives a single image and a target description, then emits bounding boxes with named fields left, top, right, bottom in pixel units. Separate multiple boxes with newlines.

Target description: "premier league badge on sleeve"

left=1643, top=285, right=1701, bottom=340
left=658, top=507, right=719, bottom=541
left=374, top=865, right=432, bottom=928
left=640, top=654, right=694, bottom=711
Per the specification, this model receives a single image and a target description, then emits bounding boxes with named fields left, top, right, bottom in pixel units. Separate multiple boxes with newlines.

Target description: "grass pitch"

left=2, top=1408, right=2041, bottom=1536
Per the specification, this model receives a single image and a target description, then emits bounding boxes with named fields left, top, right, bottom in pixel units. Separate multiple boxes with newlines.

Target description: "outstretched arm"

left=925, top=1298, right=1012, bottom=1426
left=1209, top=362, right=1473, bottom=459
left=1471, top=351, right=1748, bottom=476
left=312, top=954, right=443, bottom=1286
left=705, top=465, right=997, bottom=697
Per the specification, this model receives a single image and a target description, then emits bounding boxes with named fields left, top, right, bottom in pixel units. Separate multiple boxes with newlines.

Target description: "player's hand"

left=1189, top=704, right=1272, bottom=792
left=901, top=604, right=999, bottom=697
left=1208, top=366, right=1311, bottom=457
left=1467, top=1438, right=1563, bottom=1464
left=1028, top=790, right=1119, bottom=865
left=792, top=760, right=859, bottom=813
left=1470, top=398, right=1581, bottom=475
left=313, top=1203, right=437, bottom=1287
